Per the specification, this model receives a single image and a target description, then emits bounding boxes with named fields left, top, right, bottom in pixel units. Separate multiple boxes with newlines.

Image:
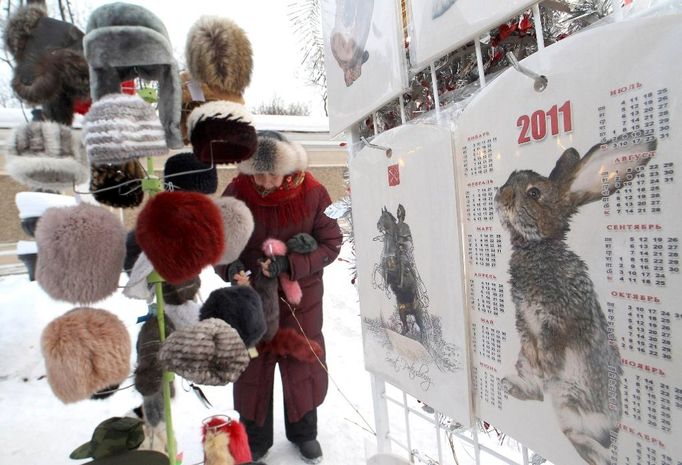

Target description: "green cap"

left=70, top=417, right=145, bottom=460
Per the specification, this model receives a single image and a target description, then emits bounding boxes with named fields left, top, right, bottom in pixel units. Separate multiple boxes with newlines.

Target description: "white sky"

left=2, top=0, right=327, bottom=117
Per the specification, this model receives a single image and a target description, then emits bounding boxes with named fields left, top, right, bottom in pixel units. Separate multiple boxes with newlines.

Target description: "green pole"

left=142, top=157, right=176, bottom=465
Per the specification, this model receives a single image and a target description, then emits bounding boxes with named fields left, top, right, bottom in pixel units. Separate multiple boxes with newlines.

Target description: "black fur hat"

left=91, top=160, right=145, bottom=209
left=84, top=2, right=182, bottom=148
left=199, top=286, right=266, bottom=347
left=163, top=152, right=217, bottom=194
left=4, top=5, right=90, bottom=126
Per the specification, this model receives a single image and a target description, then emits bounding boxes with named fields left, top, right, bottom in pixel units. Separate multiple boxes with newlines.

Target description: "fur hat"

left=41, top=307, right=131, bottom=403
left=163, top=152, right=217, bottom=194
left=35, top=203, right=126, bottom=304
left=251, top=273, right=279, bottom=342
left=91, top=160, right=145, bottom=208
left=124, top=229, right=142, bottom=276
left=135, top=315, right=175, bottom=397
left=15, top=191, right=77, bottom=219
left=3, top=4, right=89, bottom=125
left=84, top=2, right=182, bottom=148
left=84, top=93, right=168, bottom=165
left=185, top=16, right=253, bottom=96
left=214, top=197, right=254, bottom=265
left=201, top=416, right=252, bottom=465
left=187, top=101, right=258, bottom=165
left=258, top=327, right=324, bottom=364
left=164, top=300, right=201, bottom=330
left=162, top=277, right=201, bottom=305
left=159, top=318, right=249, bottom=386
left=237, top=130, right=308, bottom=176
left=136, top=191, right=225, bottom=284
left=5, top=122, right=89, bottom=191
left=199, top=286, right=265, bottom=347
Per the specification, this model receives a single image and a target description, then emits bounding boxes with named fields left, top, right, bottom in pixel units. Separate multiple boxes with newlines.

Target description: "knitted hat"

left=199, top=286, right=266, bottom=347
left=90, top=160, right=145, bottom=208
left=5, top=122, right=89, bottom=190
left=186, top=16, right=253, bottom=96
left=3, top=4, right=89, bottom=125
left=136, top=191, right=225, bottom=284
left=237, top=130, right=308, bottom=176
left=159, top=318, right=249, bottom=386
left=41, top=308, right=131, bottom=403
left=134, top=315, right=175, bottom=397
left=84, top=94, right=168, bottom=165
left=164, top=300, right=201, bottom=330
left=163, top=152, right=217, bottom=194
left=187, top=101, right=257, bottom=165
left=35, top=203, right=126, bottom=304
left=162, top=276, right=201, bottom=305
left=213, top=197, right=254, bottom=265
left=84, top=2, right=182, bottom=148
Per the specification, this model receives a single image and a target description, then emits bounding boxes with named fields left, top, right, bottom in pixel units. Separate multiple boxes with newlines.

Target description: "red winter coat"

left=219, top=172, right=342, bottom=425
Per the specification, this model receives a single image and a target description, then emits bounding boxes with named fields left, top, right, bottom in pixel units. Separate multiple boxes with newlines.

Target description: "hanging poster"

left=453, top=14, right=682, bottom=465
left=320, top=0, right=408, bottom=137
left=407, top=0, right=536, bottom=70
left=351, top=124, right=472, bottom=426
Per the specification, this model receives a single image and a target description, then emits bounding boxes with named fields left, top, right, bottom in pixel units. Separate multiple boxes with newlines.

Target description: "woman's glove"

left=266, top=255, right=290, bottom=277
left=286, top=233, right=318, bottom=254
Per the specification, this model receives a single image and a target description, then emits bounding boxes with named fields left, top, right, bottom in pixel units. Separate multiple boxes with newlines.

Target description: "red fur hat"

left=201, top=416, right=252, bottom=464
left=257, top=327, right=323, bottom=363
left=136, top=191, right=224, bottom=284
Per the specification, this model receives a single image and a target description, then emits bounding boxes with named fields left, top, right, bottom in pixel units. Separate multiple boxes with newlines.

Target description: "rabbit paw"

left=502, top=375, right=544, bottom=401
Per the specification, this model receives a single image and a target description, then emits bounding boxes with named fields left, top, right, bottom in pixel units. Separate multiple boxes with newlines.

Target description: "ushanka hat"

left=237, top=130, right=308, bottom=176
left=134, top=315, right=175, bottom=397
left=159, top=318, right=249, bottom=386
left=5, top=122, right=89, bottom=190
left=84, top=2, right=182, bottom=148
left=35, top=203, right=126, bottom=304
left=136, top=191, right=224, bottom=284
left=185, top=16, right=257, bottom=164
left=199, top=286, right=266, bottom=347
left=213, top=196, right=254, bottom=265
left=163, top=152, right=217, bottom=194
left=3, top=4, right=89, bottom=125
left=84, top=94, right=168, bottom=165
left=41, top=308, right=131, bottom=403
left=90, top=160, right=145, bottom=208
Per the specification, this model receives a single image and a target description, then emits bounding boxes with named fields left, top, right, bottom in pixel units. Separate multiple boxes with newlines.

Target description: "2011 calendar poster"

left=350, top=124, right=472, bottom=426
left=453, top=14, right=681, bottom=465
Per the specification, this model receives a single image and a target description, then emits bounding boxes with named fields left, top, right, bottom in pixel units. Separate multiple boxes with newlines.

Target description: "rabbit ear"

left=564, top=136, right=657, bottom=207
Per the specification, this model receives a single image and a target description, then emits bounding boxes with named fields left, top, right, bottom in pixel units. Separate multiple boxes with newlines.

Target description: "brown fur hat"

left=41, top=308, right=131, bottom=403
left=185, top=16, right=252, bottom=96
left=90, top=160, right=145, bottom=209
left=35, top=203, right=126, bottom=304
left=134, top=315, right=175, bottom=396
left=213, top=197, right=254, bottom=265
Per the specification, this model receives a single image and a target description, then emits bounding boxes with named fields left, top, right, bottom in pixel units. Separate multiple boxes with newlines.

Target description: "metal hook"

left=361, top=136, right=392, bottom=158
left=506, top=52, right=548, bottom=92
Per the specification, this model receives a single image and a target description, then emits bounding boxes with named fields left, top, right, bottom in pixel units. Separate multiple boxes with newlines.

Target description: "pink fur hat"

left=41, top=307, right=131, bottom=403
left=35, top=203, right=126, bottom=304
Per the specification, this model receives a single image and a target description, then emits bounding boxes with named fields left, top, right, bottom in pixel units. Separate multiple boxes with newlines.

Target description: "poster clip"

left=506, top=52, right=547, bottom=92
left=361, top=136, right=392, bottom=158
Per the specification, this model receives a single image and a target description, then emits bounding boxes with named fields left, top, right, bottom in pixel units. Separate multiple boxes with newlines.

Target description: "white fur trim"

left=5, top=156, right=89, bottom=190
left=186, top=100, right=253, bottom=136
left=237, top=138, right=308, bottom=176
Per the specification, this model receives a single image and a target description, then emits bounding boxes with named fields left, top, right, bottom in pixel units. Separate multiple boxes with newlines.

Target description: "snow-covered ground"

left=0, top=245, right=375, bottom=465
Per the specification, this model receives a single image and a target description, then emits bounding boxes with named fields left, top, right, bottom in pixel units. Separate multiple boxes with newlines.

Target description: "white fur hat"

left=15, top=192, right=77, bottom=219
left=236, top=130, right=308, bottom=176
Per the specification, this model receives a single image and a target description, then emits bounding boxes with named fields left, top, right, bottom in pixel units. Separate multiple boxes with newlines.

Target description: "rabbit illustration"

left=495, top=133, right=657, bottom=465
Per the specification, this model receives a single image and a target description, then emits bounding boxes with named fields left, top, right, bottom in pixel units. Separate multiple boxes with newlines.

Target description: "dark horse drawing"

left=374, top=205, right=429, bottom=340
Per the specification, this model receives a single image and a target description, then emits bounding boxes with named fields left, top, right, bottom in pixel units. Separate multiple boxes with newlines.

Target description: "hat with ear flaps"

left=237, top=130, right=308, bottom=176
left=3, top=4, right=90, bottom=125
left=83, top=2, right=182, bottom=148
left=184, top=16, right=257, bottom=164
left=41, top=307, right=131, bottom=403
left=5, top=122, right=89, bottom=191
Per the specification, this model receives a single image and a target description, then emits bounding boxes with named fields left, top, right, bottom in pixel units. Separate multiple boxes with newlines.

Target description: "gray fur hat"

left=135, top=315, right=175, bottom=397
left=185, top=16, right=253, bottom=96
left=159, top=318, right=249, bottom=386
left=237, top=130, right=308, bottom=176
left=84, top=2, right=182, bottom=148
left=84, top=93, right=169, bottom=165
left=5, top=122, right=89, bottom=190
left=213, top=197, right=254, bottom=265
left=35, top=203, right=126, bottom=304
